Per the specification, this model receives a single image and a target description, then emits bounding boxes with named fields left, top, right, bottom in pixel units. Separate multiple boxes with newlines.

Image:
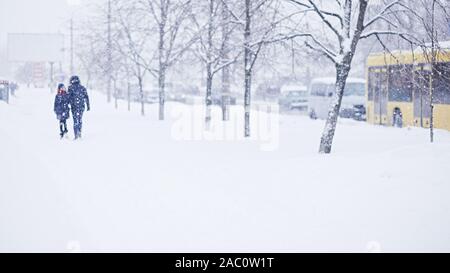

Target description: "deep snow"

left=1, top=87, right=450, bottom=252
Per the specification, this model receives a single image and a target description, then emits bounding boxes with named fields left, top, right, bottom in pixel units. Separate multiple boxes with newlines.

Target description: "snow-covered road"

left=1, top=88, right=450, bottom=252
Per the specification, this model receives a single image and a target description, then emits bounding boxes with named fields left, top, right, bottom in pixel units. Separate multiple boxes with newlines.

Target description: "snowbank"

left=1, top=88, right=450, bottom=252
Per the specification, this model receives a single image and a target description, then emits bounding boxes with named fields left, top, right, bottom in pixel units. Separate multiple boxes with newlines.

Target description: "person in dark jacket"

left=68, top=75, right=90, bottom=139
left=54, top=83, right=70, bottom=138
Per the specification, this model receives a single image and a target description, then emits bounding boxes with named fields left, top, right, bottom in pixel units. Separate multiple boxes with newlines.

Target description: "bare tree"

left=143, top=0, right=196, bottom=120
left=224, top=0, right=284, bottom=137
left=106, top=0, right=113, bottom=104
left=284, top=0, right=407, bottom=153
left=77, top=1, right=124, bottom=104
left=190, top=0, right=240, bottom=129
left=399, top=0, right=450, bottom=142
left=374, top=0, right=450, bottom=142
left=114, top=1, right=152, bottom=116
left=14, top=63, right=34, bottom=87
left=221, top=0, right=232, bottom=121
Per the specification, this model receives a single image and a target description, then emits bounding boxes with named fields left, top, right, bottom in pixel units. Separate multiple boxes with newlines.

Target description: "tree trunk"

left=127, top=79, right=131, bottom=111
left=205, top=0, right=214, bottom=130
left=221, top=0, right=230, bottom=121
left=114, top=79, right=118, bottom=109
left=244, top=69, right=251, bottom=138
left=430, top=64, right=435, bottom=143
left=222, top=66, right=231, bottom=121
left=243, top=0, right=251, bottom=137
left=106, top=0, right=112, bottom=103
left=86, top=72, right=91, bottom=89
left=205, top=70, right=213, bottom=130
left=158, top=15, right=166, bottom=121
left=319, top=62, right=351, bottom=154
left=430, top=0, right=436, bottom=143
left=107, top=76, right=112, bottom=103
left=158, top=68, right=166, bottom=120
left=138, top=76, right=145, bottom=116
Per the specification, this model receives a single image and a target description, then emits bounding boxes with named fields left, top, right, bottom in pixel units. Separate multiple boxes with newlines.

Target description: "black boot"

left=63, top=122, right=68, bottom=136
left=60, top=123, right=65, bottom=139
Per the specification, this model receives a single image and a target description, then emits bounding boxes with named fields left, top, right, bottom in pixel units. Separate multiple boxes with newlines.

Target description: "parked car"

left=211, top=92, right=237, bottom=105
left=308, top=77, right=366, bottom=121
left=9, top=81, right=19, bottom=96
left=278, top=85, right=308, bottom=111
left=145, top=92, right=159, bottom=104
left=167, top=92, right=187, bottom=103
left=255, top=82, right=281, bottom=102
left=0, top=78, right=9, bottom=101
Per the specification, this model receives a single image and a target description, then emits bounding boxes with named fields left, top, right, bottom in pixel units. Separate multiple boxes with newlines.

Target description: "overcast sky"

left=0, top=0, right=100, bottom=75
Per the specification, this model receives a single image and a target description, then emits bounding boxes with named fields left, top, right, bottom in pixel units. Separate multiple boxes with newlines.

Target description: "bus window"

left=414, top=67, right=431, bottom=120
left=388, top=65, right=413, bottom=102
left=310, top=84, right=318, bottom=96
left=325, top=84, right=334, bottom=96
left=344, top=83, right=365, bottom=96
left=311, top=83, right=328, bottom=96
left=434, top=63, right=450, bottom=105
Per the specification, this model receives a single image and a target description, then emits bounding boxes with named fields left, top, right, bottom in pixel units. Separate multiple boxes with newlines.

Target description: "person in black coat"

left=54, top=83, right=70, bottom=138
left=68, top=76, right=90, bottom=139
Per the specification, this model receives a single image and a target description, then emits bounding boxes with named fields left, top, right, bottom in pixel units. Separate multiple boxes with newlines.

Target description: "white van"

left=308, top=77, right=366, bottom=120
left=278, top=85, right=308, bottom=111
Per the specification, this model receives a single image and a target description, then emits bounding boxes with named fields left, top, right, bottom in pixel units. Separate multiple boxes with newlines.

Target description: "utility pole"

left=70, top=18, right=74, bottom=76
left=67, top=0, right=80, bottom=77
left=106, top=0, right=112, bottom=103
left=49, top=62, right=54, bottom=93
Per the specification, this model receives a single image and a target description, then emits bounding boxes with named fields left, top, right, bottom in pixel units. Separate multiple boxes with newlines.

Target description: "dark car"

left=211, top=93, right=237, bottom=105
left=0, top=80, right=9, bottom=102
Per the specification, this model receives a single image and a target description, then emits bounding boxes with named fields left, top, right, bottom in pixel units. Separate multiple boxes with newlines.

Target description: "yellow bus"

left=366, top=45, right=450, bottom=130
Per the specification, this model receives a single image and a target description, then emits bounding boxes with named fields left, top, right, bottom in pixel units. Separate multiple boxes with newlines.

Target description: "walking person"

left=68, top=76, right=90, bottom=140
left=54, top=83, right=70, bottom=139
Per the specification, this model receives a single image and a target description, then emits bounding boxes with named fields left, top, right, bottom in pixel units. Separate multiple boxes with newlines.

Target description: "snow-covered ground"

left=1, top=87, right=450, bottom=252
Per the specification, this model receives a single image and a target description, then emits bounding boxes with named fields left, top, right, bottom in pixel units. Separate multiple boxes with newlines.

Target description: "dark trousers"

left=59, top=119, right=68, bottom=136
left=72, top=110, right=84, bottom=138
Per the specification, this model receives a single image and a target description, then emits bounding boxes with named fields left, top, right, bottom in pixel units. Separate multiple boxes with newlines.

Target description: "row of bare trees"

left=75, top=0, right=449, bottom=153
